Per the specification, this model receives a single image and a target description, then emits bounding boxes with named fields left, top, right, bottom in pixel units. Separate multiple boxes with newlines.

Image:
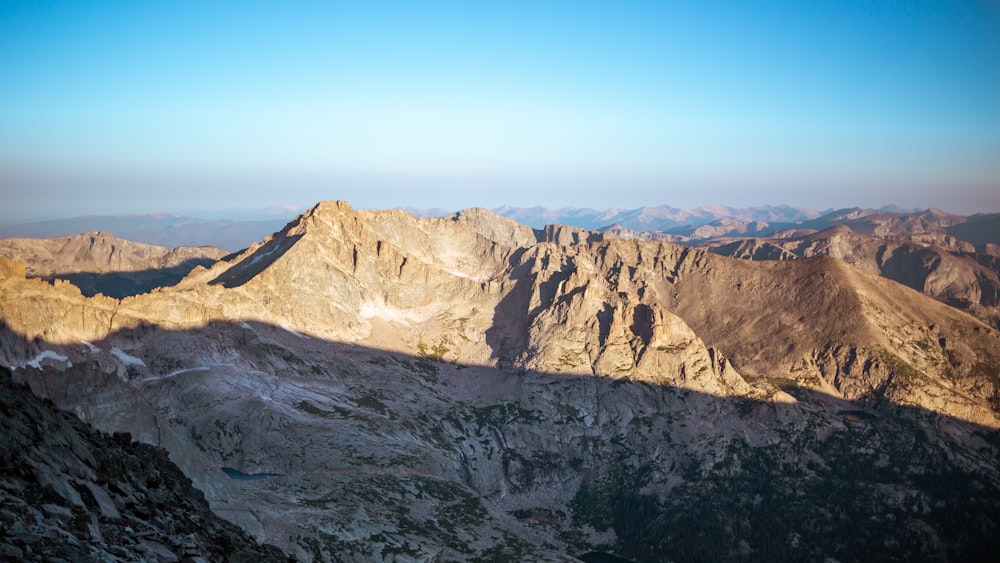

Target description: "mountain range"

left=1, top=201, right=999, bottom=561
left=0, top=204, right=919, bottom=252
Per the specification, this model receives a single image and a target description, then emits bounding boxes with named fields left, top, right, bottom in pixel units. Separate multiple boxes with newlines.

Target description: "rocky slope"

left=2, top=201, right=1000, bottom=561
left=706, top=224, right=1000, bottom=329
left=0, top=231, right=226, bottom=298
left=0, top=366, right=288, bottom=562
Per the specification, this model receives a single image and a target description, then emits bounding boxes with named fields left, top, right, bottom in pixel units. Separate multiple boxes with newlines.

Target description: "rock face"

left=2, top=200, right=1000, bottom=561
left=0, top=367, right=289, bottom=562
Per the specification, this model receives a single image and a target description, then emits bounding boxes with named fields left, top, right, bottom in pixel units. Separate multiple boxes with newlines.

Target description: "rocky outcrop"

left=0, top=255, right=119, bottom=348
left=0, top=367, right=289, bottom=562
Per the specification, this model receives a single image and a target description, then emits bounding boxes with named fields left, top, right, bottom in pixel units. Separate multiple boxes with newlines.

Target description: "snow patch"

left=111, top=347, right=145, bottom=367
left=164, top=366, right=210, bottom=379
left=138, top=366, right=211, bottom=383
left=23, top=351, right=72, bottom=370
left=359, top=302, right=418, bottom=325
left=441, top=267, right=486, bottom=282
left=281, top=325, right=310, bottom=339
left=81, top=341, right=100, bottom=353
left=249, top=244, right=282, bottom=266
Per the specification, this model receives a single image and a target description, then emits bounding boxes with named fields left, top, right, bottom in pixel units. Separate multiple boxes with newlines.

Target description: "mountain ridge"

left=3, top=201, right=997, bottom=425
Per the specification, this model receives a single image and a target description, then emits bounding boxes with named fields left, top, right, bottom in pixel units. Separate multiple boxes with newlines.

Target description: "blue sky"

left=2, top=0, right=998, bottom=219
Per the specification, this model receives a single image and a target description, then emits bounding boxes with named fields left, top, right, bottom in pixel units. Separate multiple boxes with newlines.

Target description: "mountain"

left=791, top=208, right=976, bottom=249
left=704, top=224, right=1000, bottom=329
left=627, top=207, right=985, bottom=249
left=948, top=213, right=1000, bottom=249
left=1, top=201, right=999, bottom=561
left=0, top=214, right=289, bottom=252
left=396, top=206, right=455, bottom=218
left=0, top=231, right=227, bottom=298
left=491, top=204, right=824, bottom=231
left=602, top=206, right=1000, bottom=329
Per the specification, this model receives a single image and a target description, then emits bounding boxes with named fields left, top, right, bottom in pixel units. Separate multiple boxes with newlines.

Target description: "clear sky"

left=2, top=0, right=999, bottom=220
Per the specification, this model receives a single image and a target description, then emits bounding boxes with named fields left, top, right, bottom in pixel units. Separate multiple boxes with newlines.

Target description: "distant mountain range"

left=0, top=214, right=291, bottom=252
left=489, top=203, right=831, bottom=230
left=1, top=204, right=927, bottom=250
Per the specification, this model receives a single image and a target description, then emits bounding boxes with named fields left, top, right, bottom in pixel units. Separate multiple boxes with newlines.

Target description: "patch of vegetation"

left=477, top=532, right=535, bottom=561
left=366, top=355, right=390, bottom=367
left=417, top=338, right=450, bottom=361
left=300, top=491, right=339, bottom=508
left=565, top=418, right=1000, bottom=562
left=989, top=387, right=1000, bottom=417
left=881, top=351, right=922, bottom=381
left=258, top=342, right=303, bottom=365
left=149, top=354, right=184, bottom=375
left=469, top=402, right=540, bottom=427
left=971, top=353, right=1000, bottom=387
left=356, top=394, right=388, bottom=414
left=294, top=400, right=352, bottom=418
left=511, top=507, right=565, bottom=525
left=766, top=376, right=799, bottom=389
left=570, top=468, right=661, bottom=560
left=552, top=402, right=580, bottom=422
left=398, top=356, right=440, bottom=378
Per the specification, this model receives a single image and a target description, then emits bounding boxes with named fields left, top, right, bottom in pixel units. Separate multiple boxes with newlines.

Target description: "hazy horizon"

left=3, top=1, right=998, bottom=219
left=0, top=200, right=970, bottom=229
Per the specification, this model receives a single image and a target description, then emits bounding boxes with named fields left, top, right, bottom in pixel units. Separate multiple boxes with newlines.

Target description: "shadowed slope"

left=2, top=318, right=998, bottom=562
left=0, top=366, right=289, bottom=562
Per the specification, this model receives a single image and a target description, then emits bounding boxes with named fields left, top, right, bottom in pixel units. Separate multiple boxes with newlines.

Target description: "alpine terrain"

left=1, top=201, right=999, bottom=561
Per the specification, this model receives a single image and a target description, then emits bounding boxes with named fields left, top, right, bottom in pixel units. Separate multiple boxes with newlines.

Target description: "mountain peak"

left=307, top=199, right=355, bottom=217
left=294, top=200, right=357, bottom=231
left=448, top=207, right=538, bottom=247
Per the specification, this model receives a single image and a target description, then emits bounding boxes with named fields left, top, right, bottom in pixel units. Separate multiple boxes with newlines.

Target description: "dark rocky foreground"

left=0, top=367, right=289, bottom=562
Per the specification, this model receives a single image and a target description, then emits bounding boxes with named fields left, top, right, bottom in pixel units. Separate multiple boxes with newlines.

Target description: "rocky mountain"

left=948, top=213, right=1000, bottom=248
left=1, top=201, right=999, bottom=561
left=795, top=208, right=975, bottom=250
left=646, top=207, right=994, bottom=253
left=704, top=224, right=1000, bottom=330
left=0, top=231, right=227, bottom=299
left=0, top=366, right=289, bottom=562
